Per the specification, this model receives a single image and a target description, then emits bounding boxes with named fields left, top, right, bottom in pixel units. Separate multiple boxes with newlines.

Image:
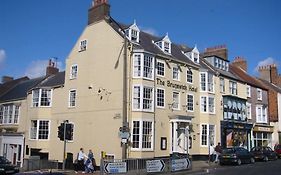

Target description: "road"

left=192, top=159, right=281, bottom=175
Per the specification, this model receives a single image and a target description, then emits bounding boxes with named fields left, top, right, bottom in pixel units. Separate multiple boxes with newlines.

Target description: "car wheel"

left=237, top=159, right=242, bottom=166
left=250, top=157, right=255, bottom=164
left=264, top=156, right=268, bottom=162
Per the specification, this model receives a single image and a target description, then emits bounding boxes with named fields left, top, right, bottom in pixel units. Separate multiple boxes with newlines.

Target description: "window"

left=172, top=67, right=180, bottom=81
left=164, top=42, right=171, bottom=53
left=30, top=120, right=49, bottom=140
left=69, top=90, right=77, bottom=107
left=131, top=29, right=139, bottom=42
left=143, top=55, right=154, bottom=79
left=156, top=88, right=165, bottom=108
left=186, top=70, right=193, bottom=83
left=257, top=88, right=262, bottom=101
left=132, top=120, right=153, bottom=150
left=70, top=64, right=78, bottom=79
left=246, top=102, right=252, bottom=119
left=220, top=78, right=225, bottom=93
left=187, top=94, right=194, bottom=112
left=0, top=104, right=20, bottom=125
left=208, top=73, right=214, bottom=92
left=193, top=52, right=199, bottom=63
left=229, top=81, right=237, bottom=95
left=79, top=39, right=87, bottom=52
left=256, top=105, right=267, bottom=123
left=172, top=92, right=180, bottom=110
left=209, top=97, right=215, bottom=114
left=247, top=85, right=251, bottom=97
left=200, top=96, right=215, bottom=113
left=156, top=61, right=165, bottom=76
left=201, top=124, right=215, bottom=146
left=200, top=73, right=206, bottom=91
left=32, top=89, right=52, bottom=107
left=132, top=85, right=154, bottom=112
left=133, top=53, right=154, bottom=79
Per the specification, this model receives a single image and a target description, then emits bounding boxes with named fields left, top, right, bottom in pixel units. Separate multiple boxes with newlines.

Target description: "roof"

left=0, top=76, right=46, bottom=103
left=229, top=65, right=267, bottom=90
left=107, top=17, right=200, bottom=69
left=258, top=78, right=281, bottom=93
left=0, top=76, right=29, bottom=97
left=36, top=71, right=65, bottom=88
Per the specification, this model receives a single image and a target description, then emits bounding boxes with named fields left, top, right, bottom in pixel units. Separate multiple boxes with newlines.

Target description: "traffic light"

left=57, top=123, right=65, bottom=141
left=65, top=123, right=74, bottom=140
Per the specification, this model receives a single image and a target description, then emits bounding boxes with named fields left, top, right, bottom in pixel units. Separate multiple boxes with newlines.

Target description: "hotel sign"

left=253, top=126, right=273, bottom=133
left=156, top=78, right=197, bottom=92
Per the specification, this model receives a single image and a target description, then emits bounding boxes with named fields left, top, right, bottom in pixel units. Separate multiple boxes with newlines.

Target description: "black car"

left=0, top=156, right=19, bottom=174
left=219, top=147, right=255, bottom=165
left=250, top=146, right=278, bottom=161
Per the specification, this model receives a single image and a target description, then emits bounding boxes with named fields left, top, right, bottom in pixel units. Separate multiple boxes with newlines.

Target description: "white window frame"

left=132, top=85, right=154, bottom=112
left=200, top=96, right=215, bottom=114
left=186, top=69, right=193, bottom=84
left=200, top=72, right=207, bottom=92
left=172, top=91, right=180, bottom=110
left=200, top=124, right=215, bottom=147
left=32, top=89, right=52, bottom=107
left=0, top=104, right=20, bottom=125
left=69, top=89, right=77, bottom=108
left=70, top=64, right=78, bottom=79
left=220, top=78, right=225, bottom=93
left=132, top=53, right=155, bottom=80
left=131, top=119, right=154, bottom=151
left=247, top=85, right=251, bottom=97
left=200, top=96, right=207, bottom=113
left=172, top=66, right=180, bottom=81
left=156, top=88, right=165, bottom=108
left=246, top=102, right=252, bottom=119
left=186, top=94, right=194, bottom=112
left=156, top=60, right=165, bottom=77
left=229, top=81, right=238, bottom=95
left=29, top=120, right=50, bottom=140
left=257, top=88, right=262, bottom=101
left=256, top=105, right=267, bottom=123
left=79, top=39, right=87, bottom=52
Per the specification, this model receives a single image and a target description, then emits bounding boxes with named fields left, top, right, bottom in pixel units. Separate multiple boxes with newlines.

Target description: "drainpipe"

left=122, top=35, right=128, bottom=159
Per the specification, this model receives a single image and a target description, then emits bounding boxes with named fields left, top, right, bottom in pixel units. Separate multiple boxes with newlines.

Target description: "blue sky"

left=0, top=0, right=280, bottom=79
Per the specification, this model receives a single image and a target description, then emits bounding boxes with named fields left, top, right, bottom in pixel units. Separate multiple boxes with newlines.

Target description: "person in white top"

left=77, top=148, right=86, bottom=171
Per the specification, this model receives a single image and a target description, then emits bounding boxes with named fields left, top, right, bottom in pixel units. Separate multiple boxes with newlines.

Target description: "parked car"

left=274, top=144, right=281, bottom=158
left=219, top=147, right=255, bottom=165
left=250, top=146, right=278, bottom=161
left=0, top=156, right=19, bottom=174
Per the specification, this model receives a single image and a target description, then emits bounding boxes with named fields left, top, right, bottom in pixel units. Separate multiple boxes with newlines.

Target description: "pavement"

left=16, top=160, right=220, bottom=175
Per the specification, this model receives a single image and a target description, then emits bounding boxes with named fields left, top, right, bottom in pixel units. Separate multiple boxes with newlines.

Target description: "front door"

left=171, top=121, right=189, bottom=154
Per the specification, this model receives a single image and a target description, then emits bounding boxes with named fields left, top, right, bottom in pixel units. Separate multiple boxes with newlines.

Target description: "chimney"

left=46, top=59, right=59, bottom=76
left=258, top=64, right=279, bottom=84
left=204, top=45, right=228, bottom=60
left=2, top=76, right=14, bottom=83
left=232, top=56, right=247, bottom=72
left=88, top=0, right=110, bottom=25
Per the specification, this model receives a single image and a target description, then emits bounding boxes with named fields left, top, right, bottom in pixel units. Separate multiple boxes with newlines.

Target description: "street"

left=191, top=159, right=281, bottom=175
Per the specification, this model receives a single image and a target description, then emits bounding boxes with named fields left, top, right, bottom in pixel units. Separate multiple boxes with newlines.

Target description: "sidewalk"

left=187, top=160, right=220, bottom=174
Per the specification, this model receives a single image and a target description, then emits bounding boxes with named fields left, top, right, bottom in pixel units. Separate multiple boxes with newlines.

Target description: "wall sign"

left=156, top=78, right=197, bottom=92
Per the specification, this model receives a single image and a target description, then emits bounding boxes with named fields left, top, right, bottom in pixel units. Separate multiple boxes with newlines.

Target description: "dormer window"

left=125, top=20, right=140, bottom=43
left=183, top=46, right=200, bottom=64
left=154, top=33, right=171, bottom=54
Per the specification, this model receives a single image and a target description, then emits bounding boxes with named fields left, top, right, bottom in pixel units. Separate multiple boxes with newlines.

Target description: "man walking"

left=215, top=142, right=222, bottom=163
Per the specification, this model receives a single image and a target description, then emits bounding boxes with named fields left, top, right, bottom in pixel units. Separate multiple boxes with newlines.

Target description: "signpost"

left=104, top=162, right=127, bottom=174
left=171, top=158, right=191, bottom=172
left=146, top=160, right=165, bottom=173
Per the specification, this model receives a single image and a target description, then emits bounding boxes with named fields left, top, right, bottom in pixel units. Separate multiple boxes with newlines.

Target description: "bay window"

left=132, top=85, right=154, bottom=112
left=0, top=104, right=20, bottom=124
left=133, top=53, right=154, bottom=79
left=32, top=89, right=52, bottom=107
left=200, top=72, right=214, bottom=92
left=132, top=120, right=154, bottom=150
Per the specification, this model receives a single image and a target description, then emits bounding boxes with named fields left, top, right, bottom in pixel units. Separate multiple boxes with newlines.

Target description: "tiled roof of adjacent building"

left=0, top=76, right=29, bottom=98
left=258, top=78, right=281, bottom=93
left=0, top=76, right=46, bottom=103
left=36, top=71, right=65, bottom=88
left=229, top=65, right=268, bottom=90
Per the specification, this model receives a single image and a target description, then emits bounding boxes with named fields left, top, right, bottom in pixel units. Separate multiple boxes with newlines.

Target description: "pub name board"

left=156, top=78, right=197, bottom=92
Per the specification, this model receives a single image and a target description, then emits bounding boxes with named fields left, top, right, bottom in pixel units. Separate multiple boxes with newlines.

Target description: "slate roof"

left=0, top=76, right=29, bottom=98
left=0, top=76, right=46, bottom=103
left=107, top=17, right=199, bottom=69
left=258, top=78, right=281, bottom=93
left=229, top=65, right=267, bottom=90
left=36, top=71, right=65, bottom=88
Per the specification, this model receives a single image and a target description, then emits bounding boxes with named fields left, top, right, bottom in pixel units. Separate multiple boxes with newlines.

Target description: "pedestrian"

left=214, top=142, right=222, bottom=163
left=77, top=148, right=86, bottom=171
left=85, top=149, right=95, bottom=173
left=209, top=144, right=215, bottom=162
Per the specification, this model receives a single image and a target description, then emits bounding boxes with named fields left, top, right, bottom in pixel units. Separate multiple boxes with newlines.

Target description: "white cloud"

left=255, top=57, right=279, bottom=72
left=0, top=49, right=6, bottom=68
left=24, top=59, right=64, bottom=78
left=140, top=26, right=158, bottom=36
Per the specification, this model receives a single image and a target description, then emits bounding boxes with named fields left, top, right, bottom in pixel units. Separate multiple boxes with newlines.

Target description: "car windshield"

left=222, top=148, right=234, bottom=154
